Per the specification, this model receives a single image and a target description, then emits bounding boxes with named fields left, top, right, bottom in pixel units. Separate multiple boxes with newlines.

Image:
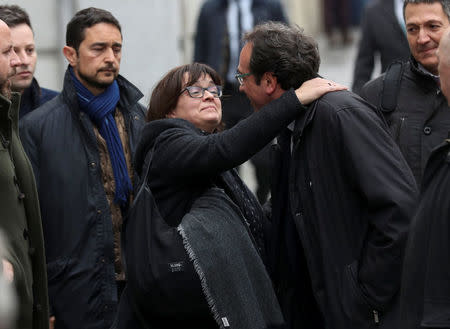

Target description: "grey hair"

left=242, top=21, right=320, bottom=90
left=403, top=0, right=450, bottom=21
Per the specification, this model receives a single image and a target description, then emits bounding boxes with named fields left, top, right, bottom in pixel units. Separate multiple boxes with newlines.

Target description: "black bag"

left=121, top=149, right=200, bottom=322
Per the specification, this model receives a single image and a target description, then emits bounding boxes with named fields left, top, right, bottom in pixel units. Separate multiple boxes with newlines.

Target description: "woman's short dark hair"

left=147, top=63, right=222, bottom=122
left=243, top=21, right=320, bottom=90
left=66, top=7, right=122, bottom=52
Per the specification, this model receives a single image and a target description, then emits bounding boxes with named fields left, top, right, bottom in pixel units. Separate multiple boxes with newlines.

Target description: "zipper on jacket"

left=373, top=310, right=380, bottom=325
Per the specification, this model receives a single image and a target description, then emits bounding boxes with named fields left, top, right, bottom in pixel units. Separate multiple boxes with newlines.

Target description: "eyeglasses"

left=235, top=72, right=252, bottom=86
left=179, top=85, right=222, bottom=98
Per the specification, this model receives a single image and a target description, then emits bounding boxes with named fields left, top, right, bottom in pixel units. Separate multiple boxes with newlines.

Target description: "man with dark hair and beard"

left=0, top=19, right=49, bottom=329
left=19, top=7, right=146, bottom=329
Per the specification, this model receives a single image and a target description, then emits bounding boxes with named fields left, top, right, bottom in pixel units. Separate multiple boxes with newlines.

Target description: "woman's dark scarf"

left=69, top=67, right=132, bottom=207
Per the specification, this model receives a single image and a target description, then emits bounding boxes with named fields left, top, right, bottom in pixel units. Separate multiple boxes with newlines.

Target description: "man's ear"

left=63, top=46, right=77, bottom=66
left=262, top=72, right=278, bottom=95
left=166, top=111, right=176, bottom=118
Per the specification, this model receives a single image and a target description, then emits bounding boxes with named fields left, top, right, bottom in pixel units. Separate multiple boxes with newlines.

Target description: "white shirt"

left=226, top=0, right=253, bottom=82
left=276, top=121, right=295, bottom=153
left=418, top=63, right=440, bottom=84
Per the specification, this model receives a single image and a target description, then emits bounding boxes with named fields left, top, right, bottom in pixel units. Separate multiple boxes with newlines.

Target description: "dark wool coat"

left=0, top=92, right=49, bottom=329
left=400, top=139, right=450, bottom=329
left=19, top=69, right=146, bottom=329
left=361, top=57, right=450, bottom=187
left=269, top=90, right=418, bottom=329
left=19, top=77, right=58, bottom=118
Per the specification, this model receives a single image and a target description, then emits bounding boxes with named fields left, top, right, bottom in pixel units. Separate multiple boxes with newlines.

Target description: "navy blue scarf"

left=69, top=67, right=132, bottom=207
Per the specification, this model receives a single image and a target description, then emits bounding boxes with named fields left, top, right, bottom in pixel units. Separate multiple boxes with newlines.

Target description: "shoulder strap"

left=137, top=148, right=154, bottom=192
left=380, top=61, right=404, bottom=113
left=120, top=148, right=155, bottom=329
left=122, top=147, right=154, bottom=261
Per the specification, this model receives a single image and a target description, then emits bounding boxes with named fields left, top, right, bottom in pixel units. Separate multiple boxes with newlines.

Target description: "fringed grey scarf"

left=177, top=187, right=285, bottom=329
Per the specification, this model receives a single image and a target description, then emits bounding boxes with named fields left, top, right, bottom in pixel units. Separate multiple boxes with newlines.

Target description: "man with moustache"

left=0, top=19, right=49, bottom=329
left=0, top=5, right=58, bottom=118
left=19, top=7, right=146, bottom=329
left=400, top=27, right=450, bottom=329
left=361, top=0, right=450, bottom=188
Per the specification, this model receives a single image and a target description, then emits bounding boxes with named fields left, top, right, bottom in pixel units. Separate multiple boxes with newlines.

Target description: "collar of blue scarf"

left=69, top=66, right=132, bottom=208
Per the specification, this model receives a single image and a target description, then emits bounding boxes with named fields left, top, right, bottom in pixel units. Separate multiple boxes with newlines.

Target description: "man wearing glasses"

left=237, top=21, right=417, bottom=329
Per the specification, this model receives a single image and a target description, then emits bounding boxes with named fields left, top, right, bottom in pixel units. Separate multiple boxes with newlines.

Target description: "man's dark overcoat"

left=19, top=69, right=146, bottom=329
left=269, top=90, right=418, bottom=329
left=400, top=139, right=450, bottom=329
left=0, top=92, right=49, bottom=329
left=19, top=77, right=58, bottom=118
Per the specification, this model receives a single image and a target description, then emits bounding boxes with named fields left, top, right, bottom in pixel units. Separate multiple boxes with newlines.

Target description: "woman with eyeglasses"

left=115, top=63, right=344, bottom=329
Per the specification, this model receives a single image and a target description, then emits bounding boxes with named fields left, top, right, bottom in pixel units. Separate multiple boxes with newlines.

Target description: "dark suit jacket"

left=193, top=0, right=287, bottom=76
left=19, top=78, right=58, bottom=119
left=0, top=92, right=49, bottom=329
left=352, top=0, right=410, bottom=95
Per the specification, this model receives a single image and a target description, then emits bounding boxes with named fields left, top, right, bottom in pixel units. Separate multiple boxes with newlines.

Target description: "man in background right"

left=361, top=0, right=450, bottom=188
left=400, top=27, right=450, bottom=329
left=352, top=0, right=410, bottom=95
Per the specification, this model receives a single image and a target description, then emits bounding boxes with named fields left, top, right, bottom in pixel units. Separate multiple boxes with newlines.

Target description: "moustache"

left=417, top=45, right=437, bottom=53
left=98, top=65, right=117, bottom=73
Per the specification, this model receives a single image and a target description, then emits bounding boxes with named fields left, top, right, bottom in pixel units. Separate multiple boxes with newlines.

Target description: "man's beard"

left=0, top=80, right=12, bottom=100
left=77, top=67, right=118, bottom=91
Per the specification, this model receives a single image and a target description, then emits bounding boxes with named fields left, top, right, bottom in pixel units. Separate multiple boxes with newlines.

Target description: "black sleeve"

left=352, top=5, right=377, bottom=95
left=151, top=90, right=303, bottom=179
